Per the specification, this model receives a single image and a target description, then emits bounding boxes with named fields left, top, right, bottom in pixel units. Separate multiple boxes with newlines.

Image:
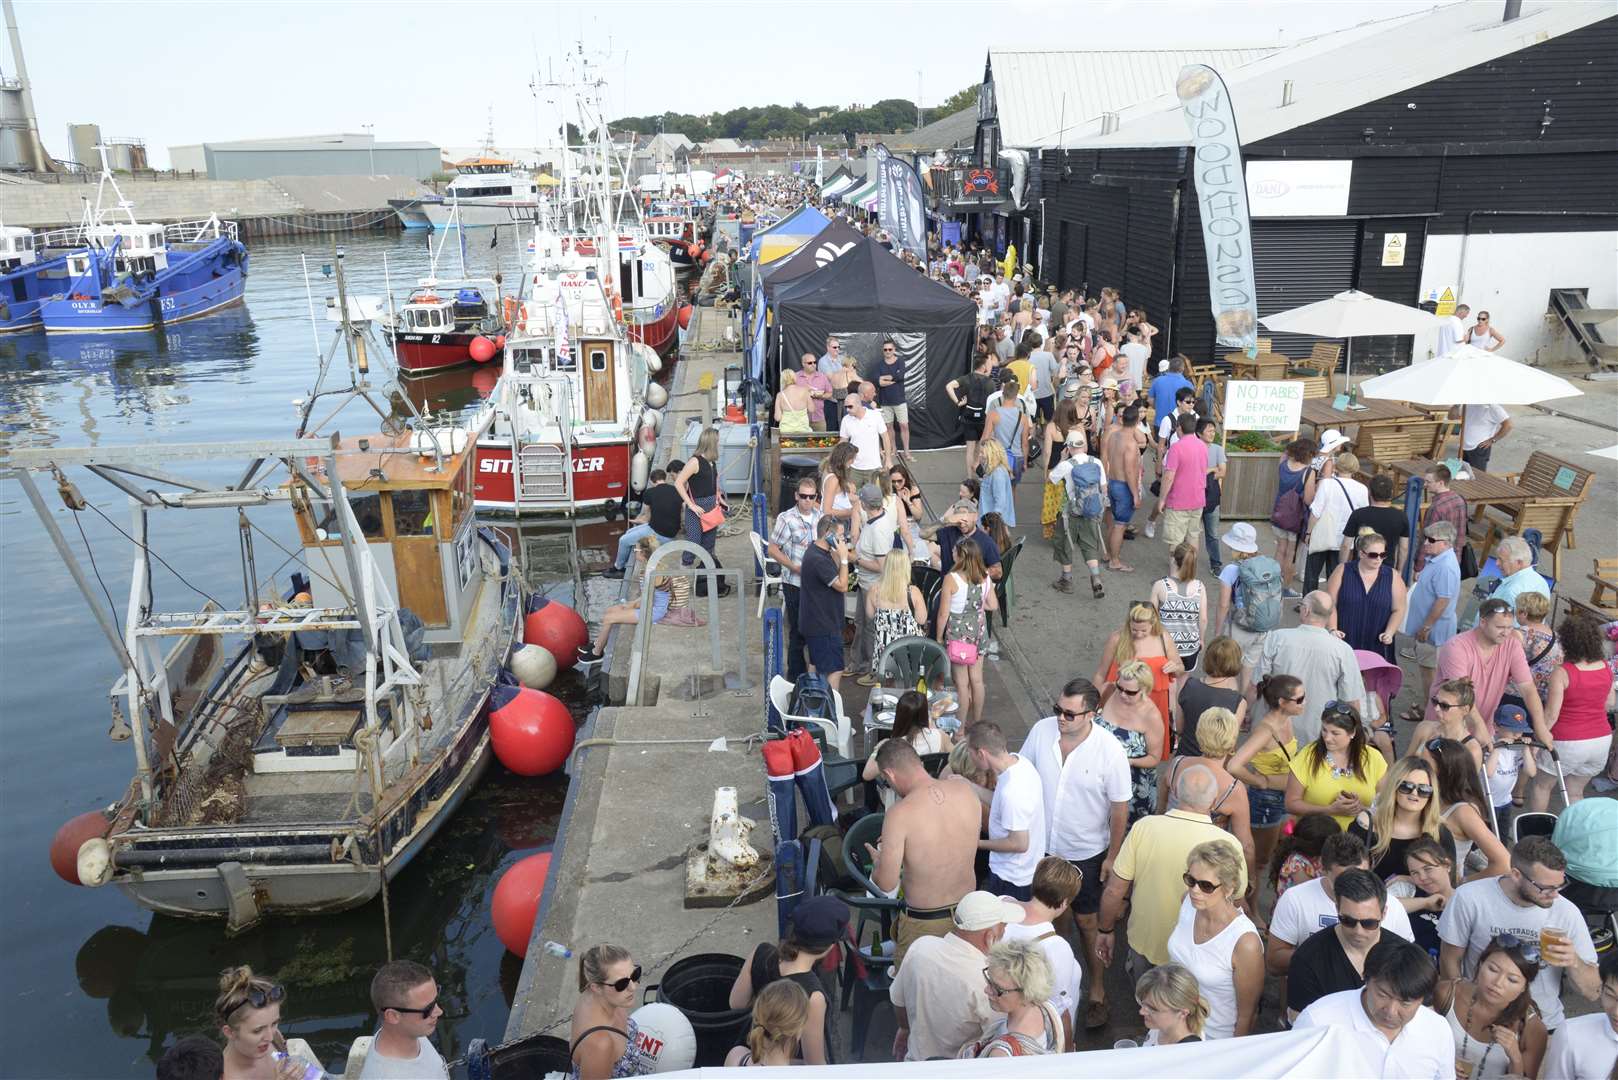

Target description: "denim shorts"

left=1108, top=480, right=1136, bottom=523
left=1248, top=786, right=1287, bottom=829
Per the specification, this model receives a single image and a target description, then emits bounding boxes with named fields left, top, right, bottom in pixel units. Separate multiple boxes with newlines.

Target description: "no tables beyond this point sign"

left=1224, top=380, right=1305, bottom=433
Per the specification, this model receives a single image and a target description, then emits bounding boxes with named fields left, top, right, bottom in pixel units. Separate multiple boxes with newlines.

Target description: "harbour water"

left=0, top=231, right=610, bottom=1076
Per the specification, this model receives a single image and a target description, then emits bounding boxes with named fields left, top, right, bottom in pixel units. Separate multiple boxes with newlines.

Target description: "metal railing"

left=624, top=540, right=749, bottom=706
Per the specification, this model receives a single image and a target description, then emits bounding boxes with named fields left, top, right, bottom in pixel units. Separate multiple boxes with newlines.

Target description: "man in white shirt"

left=969, top=721, right=1046, bottom=901
left=1540, top=952, right=1618, bottom=1079
left=1002, top=856, right=1084, bottom=1040
left=1269, top=833, right=1412, bottom=978
left=1438, top=835, right=1600, bottom=1032
left=357, top=960, right=450, bottom=1079
left=1018, top=677, right=1129, bottom=1026
left=889, top=891, right=1024, bottom=1062
left=838, top=382, right=891, bottom=486
left=1436, top=303, right=1470, bottom=358
left=1119, top=326, right=1151, bottom=391
left=1294, top=939, right=1455, bottom=1080
left=1455, top=402, right=1511, bottom=474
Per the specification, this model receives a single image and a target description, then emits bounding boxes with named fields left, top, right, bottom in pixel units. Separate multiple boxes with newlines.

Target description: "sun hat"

left=1221, top=522, right=1259, bottom=553
left=1319, top=428, right=1350, bottom=454
left=953, top=891, right=1027, bottom=931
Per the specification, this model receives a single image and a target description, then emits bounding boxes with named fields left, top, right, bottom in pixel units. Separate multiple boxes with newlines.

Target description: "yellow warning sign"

left=1434, top=286, right=1456, bottom=318
left=1381, top=232, right=1406, bottom=267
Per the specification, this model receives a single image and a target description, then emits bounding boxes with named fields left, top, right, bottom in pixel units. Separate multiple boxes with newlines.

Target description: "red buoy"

left=494, top=334, right=507, bottom=351
left=677, top=303, right=694, bottom=330
left=469, top=336, right=497, bottom=363
left=489, top=684, right=575, bottom=776
left=51, top=809, right=111, bottom=885
left=491, top=851, right=552, bottom=957
left=523, top=598, right=588, bottom=671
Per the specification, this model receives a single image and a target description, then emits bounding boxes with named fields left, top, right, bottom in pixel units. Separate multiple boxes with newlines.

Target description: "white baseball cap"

left=953, top=891, right=1027, bottom=931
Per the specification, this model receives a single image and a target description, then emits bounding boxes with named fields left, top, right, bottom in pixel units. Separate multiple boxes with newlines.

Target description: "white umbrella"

left=1259, top=289, right=1442, bottom=401
left=1358, top=343, right=1582, bottom=465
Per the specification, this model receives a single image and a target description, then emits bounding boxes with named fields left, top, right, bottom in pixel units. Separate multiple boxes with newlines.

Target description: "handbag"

left=698, top=503, right=726, bottom=531
left=1307, top=479, right=1356, bottom=554
left=946, top=638, right=980, bottom=665
left=1458, top=540, right=1479, bottom=580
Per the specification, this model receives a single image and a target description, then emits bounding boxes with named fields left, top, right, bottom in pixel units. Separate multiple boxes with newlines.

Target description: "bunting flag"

left=1178, top=64, right=1259, bottom=356
left=875, top=143, right=928, bottom=263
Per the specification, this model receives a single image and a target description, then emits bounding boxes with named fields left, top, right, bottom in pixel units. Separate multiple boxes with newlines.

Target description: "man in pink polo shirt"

left=1431, top=596, right=1549, bottom=743
left=1157, top=412, right=1208, bottom=550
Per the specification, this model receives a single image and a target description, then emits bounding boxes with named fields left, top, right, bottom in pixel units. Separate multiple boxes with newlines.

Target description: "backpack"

left=789, top=673, right=838, bottom=725
left=802, top=822, right=859, bottom=892
left=1067, top=459, right=1105, bottom=519
left=1233, top=555, right=1284, bottom=632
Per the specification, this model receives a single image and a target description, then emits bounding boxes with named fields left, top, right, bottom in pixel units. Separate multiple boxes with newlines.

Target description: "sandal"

left=1398, top=705, right=1425, bottom=724
left=1084, top=999, right=1109, bottom=1030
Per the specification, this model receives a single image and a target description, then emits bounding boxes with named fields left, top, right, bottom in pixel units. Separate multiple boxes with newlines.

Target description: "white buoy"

left=630, top=449, right=650, bottom=492
left=641, top=407, right=663, bottom=434
left=509, top=644, right=557, bottom=690
left=629, top=1003, right=696, bottom=1073
left=645, top=382, right=669, bottom=409
left=644, top=349, right=662, bottom=375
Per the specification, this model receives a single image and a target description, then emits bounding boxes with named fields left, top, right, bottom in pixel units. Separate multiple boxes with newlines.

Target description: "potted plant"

left=1222, top=430, right=1288, bottom=520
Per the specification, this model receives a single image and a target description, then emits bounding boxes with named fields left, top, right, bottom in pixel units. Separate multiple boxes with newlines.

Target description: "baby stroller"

left=1516, top=747, right=1618, bottom=955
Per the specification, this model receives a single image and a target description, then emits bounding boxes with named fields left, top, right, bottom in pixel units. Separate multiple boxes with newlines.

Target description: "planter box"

left=1223, top=451, right=1283, bottom=520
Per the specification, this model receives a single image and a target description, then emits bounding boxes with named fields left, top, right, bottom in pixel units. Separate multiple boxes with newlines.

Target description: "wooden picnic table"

left=1385, top=458, right=1531, bottom=510
left=1300, top=398, right=1428, bottom=432
left=1225, top=352, right=1291, bottom=381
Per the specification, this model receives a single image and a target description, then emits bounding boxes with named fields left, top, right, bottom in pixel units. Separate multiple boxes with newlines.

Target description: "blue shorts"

left=1108, top=480, right=1136, bottom=524
left=1248, top=786, right=1287, bottom=829
left=804, top=633, right=844, bottom=676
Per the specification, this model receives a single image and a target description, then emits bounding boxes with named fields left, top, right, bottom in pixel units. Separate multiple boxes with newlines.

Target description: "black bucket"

left=645, top=953, right=750, bottom=1067
left=465, top=1034, right=571, bottom=1080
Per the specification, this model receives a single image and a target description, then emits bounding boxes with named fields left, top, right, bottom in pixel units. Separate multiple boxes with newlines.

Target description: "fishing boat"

left=472, top=228, right=659, bottom=516
left=391, top=157, right=543, bottom=230
left=37, top=159, right=248, bottom=334
left=643, top=198, right=704, bottom=271
left=570, top=227, right=681, bottom=360
left=18, top=266, right=522, bottom=927
left=382, top=200, right=508, bottom=376
left=0, top=222, right=77, bottom=332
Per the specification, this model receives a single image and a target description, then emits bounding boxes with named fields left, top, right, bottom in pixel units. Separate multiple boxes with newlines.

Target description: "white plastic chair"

left=749, top=531, right=786, bottom=618
left=768, top=674, right=852, bottom=759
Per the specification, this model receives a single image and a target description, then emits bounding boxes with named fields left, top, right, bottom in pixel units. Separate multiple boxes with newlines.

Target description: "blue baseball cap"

left=1494, top=703, right=1531, bottom=733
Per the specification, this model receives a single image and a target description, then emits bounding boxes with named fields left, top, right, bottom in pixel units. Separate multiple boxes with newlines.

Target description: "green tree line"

left=611, top=84, right=977, bottom=144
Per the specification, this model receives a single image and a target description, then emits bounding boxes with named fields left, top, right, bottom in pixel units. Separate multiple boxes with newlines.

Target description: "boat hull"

left=474, top=438, right=633, bottom=515
left=625, top=301, right=679, bottom=358
left=420, top=200, right=539, bottom=229
left=390, top=197, right=435, bottom=230
left=388, top=330, right=503, bottom=375
left=41, top=264, right=247, bottom=334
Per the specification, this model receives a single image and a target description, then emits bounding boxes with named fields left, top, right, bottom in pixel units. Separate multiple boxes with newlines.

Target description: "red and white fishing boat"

left=384, top=281, right=506, bottom=376
left=573, top=228, right=682, bottom=359
left=472, top=228, right=663, bottom=515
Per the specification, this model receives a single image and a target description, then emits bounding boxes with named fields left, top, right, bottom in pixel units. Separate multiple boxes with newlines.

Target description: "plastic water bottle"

left=542, top=940, right=573, bottom=959
left=270, top=1050, right=327, bottom=1080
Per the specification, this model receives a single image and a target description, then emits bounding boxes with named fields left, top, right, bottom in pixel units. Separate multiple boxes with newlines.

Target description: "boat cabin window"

left=619, top=260, right=634, bottom=301
left=556, top=347, right=576, bottom=372
left=589, top=348, right=607, bottom=373
left=453, top=453, right=474, bottom=523
left=314, top=492, right=385, bottom=541
left=391, top=489, right=435, bottom=538
left=512, top=347, right=540, bottom=373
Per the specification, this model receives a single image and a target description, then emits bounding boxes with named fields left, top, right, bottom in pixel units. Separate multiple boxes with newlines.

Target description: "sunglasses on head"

left=1183, top=872, right=1223, bottom=895
left=1396, top=780, right=1434, bottom=798
left=225, top=983, right=285, bottom=1016
left=598, top=966, right=643, bottom=993
left=1493, top=932, right=1541, bottom=963
left=1335, top=914, right=1381, bottom=931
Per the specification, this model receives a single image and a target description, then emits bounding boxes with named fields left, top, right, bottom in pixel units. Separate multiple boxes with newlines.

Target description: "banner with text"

left=875, top=143, right=928, bottom=263
left=1224, top=380, right=1304, bottom=432
left=1177, top=64, right=1259, bottom=357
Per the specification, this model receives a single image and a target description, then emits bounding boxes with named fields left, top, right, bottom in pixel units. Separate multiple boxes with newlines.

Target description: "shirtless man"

left=866, top=739, right=983, bottom=968
left=1101, top=404, right=1143, bottom=572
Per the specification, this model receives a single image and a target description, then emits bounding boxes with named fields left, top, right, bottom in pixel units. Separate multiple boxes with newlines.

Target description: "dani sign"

left=1177, top=65, right=1258, bottom=356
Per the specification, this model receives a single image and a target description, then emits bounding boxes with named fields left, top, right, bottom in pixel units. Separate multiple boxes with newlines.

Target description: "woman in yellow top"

left=1283, top=700, right=1386, bottom=828
left=1228, top=673, right=1303, bottom=896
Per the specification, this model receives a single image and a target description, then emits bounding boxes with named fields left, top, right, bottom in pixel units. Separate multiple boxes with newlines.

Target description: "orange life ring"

left=502, top=296, right=518, bottom=328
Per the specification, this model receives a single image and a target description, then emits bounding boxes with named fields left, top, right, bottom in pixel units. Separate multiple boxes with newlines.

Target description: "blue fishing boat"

left=37, top=164, right=249, bottom=334
left=0, top=223, right=74, bottom=333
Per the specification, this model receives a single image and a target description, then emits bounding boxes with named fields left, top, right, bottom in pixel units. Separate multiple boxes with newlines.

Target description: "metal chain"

left=446, top=866, right=774, bottom=1066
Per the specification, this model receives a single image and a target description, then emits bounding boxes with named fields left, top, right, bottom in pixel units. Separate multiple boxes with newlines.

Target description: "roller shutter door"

left=1252, top=219, right=1361, bottom=358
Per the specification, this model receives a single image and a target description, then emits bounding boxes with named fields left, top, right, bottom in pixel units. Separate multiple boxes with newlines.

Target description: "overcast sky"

left=14, top=0, right=1437, bottom=168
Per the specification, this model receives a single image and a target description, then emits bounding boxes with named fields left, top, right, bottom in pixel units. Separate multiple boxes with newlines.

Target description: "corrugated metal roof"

left=883, top=107, right=978, bottom=153
left=1054, top=0, right=1614, bottom=149
left=989, top=47, right=1279, bottom=148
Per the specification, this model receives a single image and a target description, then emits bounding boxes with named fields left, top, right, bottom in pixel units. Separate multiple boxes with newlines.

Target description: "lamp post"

left=361, top=123, right=376, bottom=175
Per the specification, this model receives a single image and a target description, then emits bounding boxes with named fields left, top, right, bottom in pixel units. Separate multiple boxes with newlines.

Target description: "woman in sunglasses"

left=1420, top=737, right=1511, bottom=881
left=1346, top=756, right=1453, bottom=883
left=1094, top=660, right=1166, bottom=824
left=1229, top=674, right=1304, bottom=887
left=571, top=944, right=653, bottom=1079
left=956, top=939, right=1064, bottom=1058
left=1433, top=935, right=1547, bottom=1079
left=213, top=965, right=305, bottom=1079
left=1285, top=701, right=1385, bottom=828
left=1408, top=677, right=1493, bottom=774
left=1325, top=531, right=1407, bottom=663
left=1094, top=602, right=1182, bottom=755
left=1165, top=841, right=1263, bottom=1039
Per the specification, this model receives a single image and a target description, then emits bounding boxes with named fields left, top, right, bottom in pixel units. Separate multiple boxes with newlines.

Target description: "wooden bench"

left=1288, top=342, right=1344, bottom=391
left=1297, top=375, right=1333, bottom=400
left=1488, top=451, right=1597, bottom=580
left=1356, top=421, right=1449, bottom=471
left=1587, top=557, right=1618, bottom=616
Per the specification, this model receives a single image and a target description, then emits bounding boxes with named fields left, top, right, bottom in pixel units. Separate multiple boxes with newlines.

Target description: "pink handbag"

left=698, top=503, right=726, bottom=531
left=946, top=639, right=980, bottom=665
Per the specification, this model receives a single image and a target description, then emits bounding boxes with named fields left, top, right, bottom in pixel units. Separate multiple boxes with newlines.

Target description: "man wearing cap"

left=1402, top=520, right=1462, bottom=699
left=731, top=894, right=850, bottom=1065
left=869, top=740, right=983, bottom=971
left=1048, top=430, right=1109, bottom=597
left=850, top=483, right=896, bottom=683
left=889, top=890, right=1024, bottom=1061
